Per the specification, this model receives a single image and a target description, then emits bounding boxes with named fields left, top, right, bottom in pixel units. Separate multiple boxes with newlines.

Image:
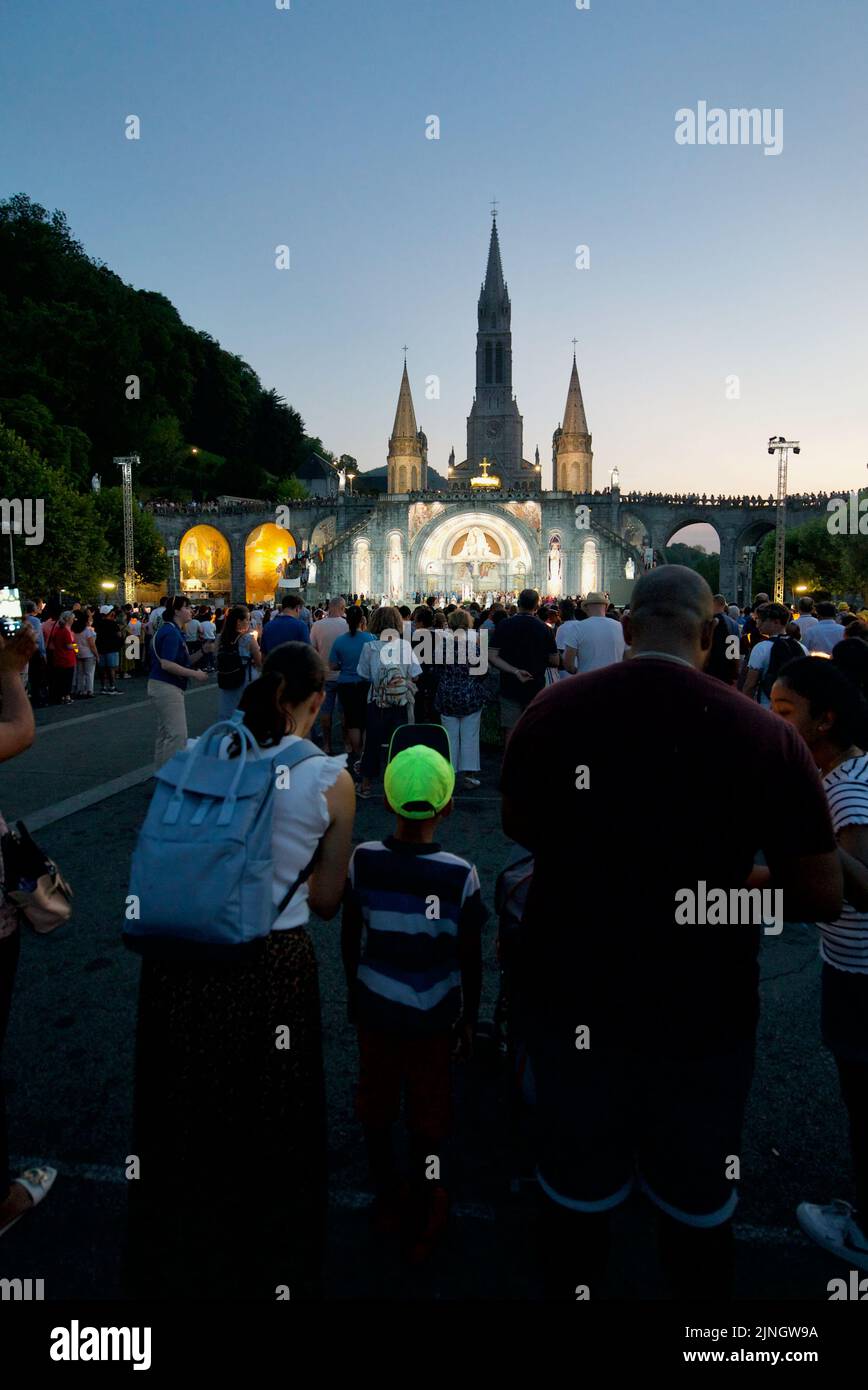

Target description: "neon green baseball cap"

left=384, top=744, right=455, bottom=820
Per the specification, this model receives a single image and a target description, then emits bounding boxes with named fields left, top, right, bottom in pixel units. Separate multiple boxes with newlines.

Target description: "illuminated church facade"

left=359, top=215, right=632, bottom=602
left=157, top=218, right=641, bottom=606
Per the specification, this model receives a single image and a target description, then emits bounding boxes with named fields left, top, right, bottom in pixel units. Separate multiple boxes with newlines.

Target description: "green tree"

left=0, top=194, right=319, bottom=500
left=93, top=487, right=167, bottom=586
left=0, top=419, right=111, bottom=598
left=275, top=476, right=311, bottom=503
left=752, top=515, right=866, bottom=601
left=661, top=542, right=720, bottom=592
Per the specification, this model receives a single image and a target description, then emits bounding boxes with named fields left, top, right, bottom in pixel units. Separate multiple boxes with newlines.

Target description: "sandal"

left=0, top=1165, right=57, bottom=1238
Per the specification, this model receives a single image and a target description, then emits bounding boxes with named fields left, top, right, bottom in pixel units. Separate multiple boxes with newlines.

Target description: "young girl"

left=771, top=657, right=868, bottom=1270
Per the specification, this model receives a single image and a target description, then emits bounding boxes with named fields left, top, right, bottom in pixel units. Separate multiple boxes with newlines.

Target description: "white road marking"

left=33, top=681, right=214, bottom=735
left=24, top=766, right=156, bottom=831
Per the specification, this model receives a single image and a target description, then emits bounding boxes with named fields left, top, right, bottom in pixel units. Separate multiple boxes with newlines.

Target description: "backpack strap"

left=272, top=741, right=327, bottom=917
left=276, top=844, right=322, bottom=917
left=270, top=739, right=326, bottom=775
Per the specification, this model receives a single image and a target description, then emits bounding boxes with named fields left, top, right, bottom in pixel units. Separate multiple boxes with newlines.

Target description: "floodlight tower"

left=767, top=436, right=800, bottom=604
left=114, top=454, right=138, bottom=604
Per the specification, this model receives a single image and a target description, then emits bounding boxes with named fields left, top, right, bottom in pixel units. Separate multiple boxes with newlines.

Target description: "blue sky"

left=3, top=0, right=867, bottom=528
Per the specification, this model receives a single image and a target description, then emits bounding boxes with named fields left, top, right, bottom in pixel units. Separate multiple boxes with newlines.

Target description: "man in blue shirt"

left=23, top=600, right=46, bottom=656
left=260, top=594, right=311, bottom=656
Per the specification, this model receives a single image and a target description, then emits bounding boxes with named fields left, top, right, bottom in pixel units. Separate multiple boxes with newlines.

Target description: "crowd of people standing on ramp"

left=0, top=571, right=867, bottom=1300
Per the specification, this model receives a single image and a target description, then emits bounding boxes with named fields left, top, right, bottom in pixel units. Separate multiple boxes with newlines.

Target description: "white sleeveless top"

left=193, top=733, right=347, bottom=932
left=255, top=735, right=347, bottom=930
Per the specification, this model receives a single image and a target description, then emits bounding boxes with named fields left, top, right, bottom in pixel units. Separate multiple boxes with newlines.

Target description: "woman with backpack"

left=127, top=641, right=355, bottom=1298
left=355, top=605, right=422, bottom=800
left=216, top=604, right=262, bottom=720
left=434, top=608, right=486, bottom=789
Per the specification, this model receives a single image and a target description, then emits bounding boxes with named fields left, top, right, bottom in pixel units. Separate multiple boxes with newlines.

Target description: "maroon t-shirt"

left=501, top=656, right=836, bottom=1049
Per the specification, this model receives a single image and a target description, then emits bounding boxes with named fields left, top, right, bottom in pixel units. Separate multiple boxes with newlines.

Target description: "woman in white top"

left=71, top=611, right=98, bottom=697
left=128, top=641, right=355, bottom=1299
left=197, top=607, right=217, bottom=672
left=770, top=657, right=868, bottom=1271
left=355, top=604, right=422, bottom=799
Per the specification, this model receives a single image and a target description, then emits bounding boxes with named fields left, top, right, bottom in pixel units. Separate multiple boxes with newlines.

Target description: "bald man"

left=501, top=565, right=842, bottom=1300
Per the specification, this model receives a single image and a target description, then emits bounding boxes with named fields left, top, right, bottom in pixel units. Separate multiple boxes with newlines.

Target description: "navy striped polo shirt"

left=344, top=837, right=487, bottom=1035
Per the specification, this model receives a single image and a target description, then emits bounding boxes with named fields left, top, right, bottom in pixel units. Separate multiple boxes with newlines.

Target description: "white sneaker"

left=797, top=1199, right=868, bottom=1271
left=0, top=1164, right=57, bottom=1239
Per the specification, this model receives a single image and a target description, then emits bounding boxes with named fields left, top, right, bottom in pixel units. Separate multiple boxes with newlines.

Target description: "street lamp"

left=167, top=548, right=180, bottom=591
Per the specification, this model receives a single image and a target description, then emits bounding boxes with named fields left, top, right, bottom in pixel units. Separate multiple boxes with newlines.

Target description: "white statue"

left=458, top=526, right=494, bottom=560
left=547, top=536, right=563, bottom=592
left=355, top=542, right=371, bottom=595
left=388, top=535, right=403, bottom=600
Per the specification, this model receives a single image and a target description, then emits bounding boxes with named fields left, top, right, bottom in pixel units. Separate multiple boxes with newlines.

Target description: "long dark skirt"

left=125, top=928, right=326, bottom=1300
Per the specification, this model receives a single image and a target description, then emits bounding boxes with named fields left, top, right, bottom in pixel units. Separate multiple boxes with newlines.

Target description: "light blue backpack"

left=124, top=716, right=324, bottom=958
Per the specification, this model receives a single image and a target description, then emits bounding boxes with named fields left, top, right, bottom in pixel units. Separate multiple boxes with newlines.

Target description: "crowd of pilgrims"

left=142, top=490, right=844, bottom=516
left=1, top=571, right=867, bottom=1300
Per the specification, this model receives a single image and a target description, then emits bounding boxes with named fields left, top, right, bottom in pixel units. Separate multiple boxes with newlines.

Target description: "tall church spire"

left=478, top=218, right=510, bottom=331
left=447, top=212, right=537, bottom=492
left=391, top=359, right=418, bottom=440
left=553, top=351, right=593, bottom=493
left=562, top=353, right=589, bottom=436
left=387, top=359, right=424, bottom=493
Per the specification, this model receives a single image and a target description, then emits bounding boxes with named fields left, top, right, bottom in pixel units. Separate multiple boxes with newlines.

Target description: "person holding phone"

left=0, top=623, right=58, bottom=1237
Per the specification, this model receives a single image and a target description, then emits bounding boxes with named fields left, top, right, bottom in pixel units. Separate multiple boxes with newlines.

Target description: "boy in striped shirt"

left=342, top=730, right=485, bottom=1261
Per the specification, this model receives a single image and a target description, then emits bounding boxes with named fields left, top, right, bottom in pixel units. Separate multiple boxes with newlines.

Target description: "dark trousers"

left=27, top=652, right=49, bottom=706
left=0, top=929, right=21, bottom=1200
left=360, top=704, right=408, bottom=779
left=836, top=1056, right=868, bottom=1217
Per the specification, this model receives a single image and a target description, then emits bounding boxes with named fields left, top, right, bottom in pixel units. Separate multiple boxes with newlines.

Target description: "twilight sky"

left=3, top=0, right=867, bottom=522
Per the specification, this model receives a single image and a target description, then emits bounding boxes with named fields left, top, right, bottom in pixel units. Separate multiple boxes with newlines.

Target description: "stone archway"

left=245, top=521, right=296, bottom=605
left=413, top=509, right=536, bottom=599
left=178, top=524, right=232, bottom=599
left=728, top=519, right=776, bottom=606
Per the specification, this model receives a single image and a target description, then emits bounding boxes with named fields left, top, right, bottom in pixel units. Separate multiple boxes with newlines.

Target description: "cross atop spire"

left=402, top=344, right=408, bottom=358
left=571, top=337, right=578, bottom=356
left=490, top=197, right=499, bottom=219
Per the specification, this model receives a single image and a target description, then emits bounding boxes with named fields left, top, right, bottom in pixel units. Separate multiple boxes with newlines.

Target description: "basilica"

left=153, top=218, right=645, bottom=607
left=349, top=214, right=634, bottom=603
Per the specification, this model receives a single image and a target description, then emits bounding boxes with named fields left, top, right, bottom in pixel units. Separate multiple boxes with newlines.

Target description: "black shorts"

left=337, top=682, right=369, bottom=731
left=528, top=1027, right=754, bottom=1226
left=821, top=961, right=868, bottom=1064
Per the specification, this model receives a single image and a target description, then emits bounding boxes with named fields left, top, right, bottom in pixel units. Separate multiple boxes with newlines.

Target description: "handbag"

left=0, top=821, right=73, bottom=934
